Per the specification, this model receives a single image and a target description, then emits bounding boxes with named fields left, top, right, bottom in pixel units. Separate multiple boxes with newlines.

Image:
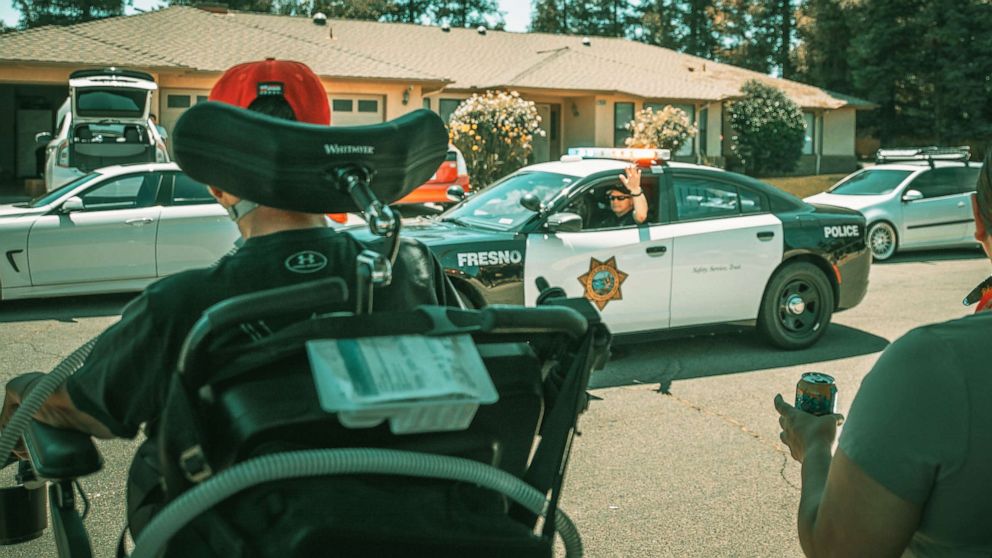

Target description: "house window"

left=332, top=99, right=354, bottom=112
left=439, top=99, right=462, bottom=123
left=196, top=95, right=208, bottom=104
left=614, top=102, right=634, bottom=147
left=803, top=112, right=816, bottom=155
left=167, top=95, right=190, bottom=109
left=645, top=102, right=695, bottom=157
left=423, top=98, right=431, bottom=110
left=358, top=100, right=378, bottom=113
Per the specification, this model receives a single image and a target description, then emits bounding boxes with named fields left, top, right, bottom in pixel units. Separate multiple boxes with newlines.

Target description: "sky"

left=0, top=0, right=534, bottom=31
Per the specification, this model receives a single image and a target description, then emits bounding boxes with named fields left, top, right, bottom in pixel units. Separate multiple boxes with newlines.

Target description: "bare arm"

left=620, top=166, right=648, bottom=224
left=775, top=395, right=922, bottom=558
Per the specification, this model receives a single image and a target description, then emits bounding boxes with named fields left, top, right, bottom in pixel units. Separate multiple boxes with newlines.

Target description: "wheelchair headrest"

left=172, top=103, right=449, bottom=213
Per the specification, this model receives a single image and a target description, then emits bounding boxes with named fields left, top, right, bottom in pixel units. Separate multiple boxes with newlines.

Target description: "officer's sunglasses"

left=606, top=194, right=632, bottom=201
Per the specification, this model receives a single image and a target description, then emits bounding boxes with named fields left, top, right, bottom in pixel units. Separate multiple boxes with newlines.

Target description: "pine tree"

left=273, top=0, right=393, bottom=19
left=13, top=0, right=124, bottom=28
left=634, top=0, right=678, bottom=49
left=794, top=0, right=852, bottom=92
left=530, top=0, right=565, bottom=33
left=169, top=0, right=273, bottom=12
left=680, top=0, right=718, bottom=57
left=380, top=0, right=433, bottom=23
left=431, top=0, right=503, bottom=28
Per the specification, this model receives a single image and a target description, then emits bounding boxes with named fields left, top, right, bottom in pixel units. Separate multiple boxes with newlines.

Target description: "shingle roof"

left=0, top=6, right=873, bottom=109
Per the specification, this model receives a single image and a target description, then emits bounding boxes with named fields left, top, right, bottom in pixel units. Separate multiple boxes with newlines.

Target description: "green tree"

left=273, top=0, right=393, bottom=19
left=170, top=0, right=273, bottom=12
left=728, top=80, right=805, bottom=176
left=382, top=0, right=433, bottom=23
left=712, top=0, right=774, bottom=72
left=431, top=0, right=503, bottom=28
left=793, top=0, right=852, bottom=92
left=530, top=0, right=564, bottom=33
left=448, top=90, right=545, bottom=188
left=840, top=0, right=992, bottom=144
left=13, top=0, right=124, bottom=28
left=633, top=0, right=679, bottom=49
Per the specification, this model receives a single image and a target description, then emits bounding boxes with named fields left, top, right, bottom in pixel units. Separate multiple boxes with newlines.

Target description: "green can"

left=795, top=372, right=837, bottom=416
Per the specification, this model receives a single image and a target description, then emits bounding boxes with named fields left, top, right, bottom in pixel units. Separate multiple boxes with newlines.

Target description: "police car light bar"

left=875, top=146, right=971, bottom=165
left=567, top=147, right=672, bottom=163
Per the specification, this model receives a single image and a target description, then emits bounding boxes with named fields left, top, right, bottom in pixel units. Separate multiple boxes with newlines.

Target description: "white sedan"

left=0, top=162, right=239, bottom=301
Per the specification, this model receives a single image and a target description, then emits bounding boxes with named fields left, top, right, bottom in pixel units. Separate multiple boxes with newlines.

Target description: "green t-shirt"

left=839, top=311, right=992, bottom=557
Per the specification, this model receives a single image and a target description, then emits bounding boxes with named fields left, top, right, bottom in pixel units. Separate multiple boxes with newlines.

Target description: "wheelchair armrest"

left=23, top=421, right=103, bottom=480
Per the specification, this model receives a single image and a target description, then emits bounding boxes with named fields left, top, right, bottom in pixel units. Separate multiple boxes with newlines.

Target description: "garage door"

left=330, top=95, right=384, bottom=126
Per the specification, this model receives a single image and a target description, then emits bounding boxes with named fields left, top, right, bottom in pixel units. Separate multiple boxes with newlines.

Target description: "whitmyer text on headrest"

left=323, top=144, right=375, bottom=155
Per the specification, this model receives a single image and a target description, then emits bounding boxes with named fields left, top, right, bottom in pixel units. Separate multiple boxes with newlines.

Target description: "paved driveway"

left=0, top=248, right=987, bottom=557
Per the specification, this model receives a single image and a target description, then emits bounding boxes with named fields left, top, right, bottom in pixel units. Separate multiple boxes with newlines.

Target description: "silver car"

left=805, top=160, right=982, bottom=260
left=0, top=162, right=238, bottom=301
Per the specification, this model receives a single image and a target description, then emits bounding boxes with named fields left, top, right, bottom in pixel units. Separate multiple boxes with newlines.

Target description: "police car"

left=380, top=148, right=871, bottom=349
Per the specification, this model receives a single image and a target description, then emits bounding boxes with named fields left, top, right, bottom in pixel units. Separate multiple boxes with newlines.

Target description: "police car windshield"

left=443, top=171, right=576, bottom=231
left=828, top=169, right=913, bottom=195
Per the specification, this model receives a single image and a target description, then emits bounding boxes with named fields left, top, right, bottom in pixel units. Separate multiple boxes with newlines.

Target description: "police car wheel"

left=757, top=262, right=834, bottom=350
left=867, top=221, right=898, bottom=261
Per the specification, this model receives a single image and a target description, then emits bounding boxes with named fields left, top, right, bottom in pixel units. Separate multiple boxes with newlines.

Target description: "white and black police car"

left=368, top=148, right=871, bottom=349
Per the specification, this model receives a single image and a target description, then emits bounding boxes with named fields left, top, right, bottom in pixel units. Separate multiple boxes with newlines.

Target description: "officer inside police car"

left=1, top=58, right=456, bottom=539
left=597, top=166, right=648, bottom=228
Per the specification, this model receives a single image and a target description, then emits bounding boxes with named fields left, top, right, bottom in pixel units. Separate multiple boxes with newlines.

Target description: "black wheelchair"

left=0, top=104, right=611, bottom=557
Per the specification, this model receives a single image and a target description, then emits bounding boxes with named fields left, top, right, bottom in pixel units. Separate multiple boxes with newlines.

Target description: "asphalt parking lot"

left=1, top=247, right=988, bottom=557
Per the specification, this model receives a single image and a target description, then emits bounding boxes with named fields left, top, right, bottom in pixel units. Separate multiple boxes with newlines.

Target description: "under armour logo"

left=284, top=250, right=328, bottom=274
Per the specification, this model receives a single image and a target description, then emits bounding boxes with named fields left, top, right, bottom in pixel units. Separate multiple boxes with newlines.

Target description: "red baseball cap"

left=208, top=59, right=331, bottom=125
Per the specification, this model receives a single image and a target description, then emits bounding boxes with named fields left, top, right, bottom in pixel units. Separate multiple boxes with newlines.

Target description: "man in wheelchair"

left=0, top=60, right=608, bottom=557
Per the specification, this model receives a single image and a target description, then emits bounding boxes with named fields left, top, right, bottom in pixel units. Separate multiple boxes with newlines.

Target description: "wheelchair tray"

left=172, top=103, right=448, bottom=213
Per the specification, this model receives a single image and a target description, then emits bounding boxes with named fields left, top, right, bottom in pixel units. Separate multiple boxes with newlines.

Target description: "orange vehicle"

left=393, top=144, right=470, bottom=205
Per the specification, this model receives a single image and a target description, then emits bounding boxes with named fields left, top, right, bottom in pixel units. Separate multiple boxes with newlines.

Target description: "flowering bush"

left=448, top=91, right=545, bottom=189
left=625, top=106, right=697, bottom=153
left=728, top=80, right=806, bottom=176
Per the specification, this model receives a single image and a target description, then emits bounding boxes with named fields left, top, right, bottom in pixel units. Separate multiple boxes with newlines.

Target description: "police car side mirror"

left=520, top=193, right=543, bottom=212
left=902, top=189, right=924, bottom=202
left=61, top=197, right=84, bottom=213
left=546, top=212, right=583, bottom=233
left=34, top=132, right=52, bottom=146
left=446, top=185, right=466, bottom=202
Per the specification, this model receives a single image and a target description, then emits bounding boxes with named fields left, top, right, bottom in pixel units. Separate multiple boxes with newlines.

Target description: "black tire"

left=867, top=221, right=898, bottom=261
left=757, top=262, right=834, bottom=350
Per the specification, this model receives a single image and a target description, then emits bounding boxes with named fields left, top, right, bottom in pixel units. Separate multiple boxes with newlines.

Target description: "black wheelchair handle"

left=481, top=305, right=588, bottom=338
left=179, top=277, right=349, bottom=374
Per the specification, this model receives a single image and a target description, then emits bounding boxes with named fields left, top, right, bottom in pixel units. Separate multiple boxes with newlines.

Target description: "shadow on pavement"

left=0, top=293, right=135, bottom=323
left=878, top=247, right=985, bottom=265
left=590, top=324, right=889, bottom=391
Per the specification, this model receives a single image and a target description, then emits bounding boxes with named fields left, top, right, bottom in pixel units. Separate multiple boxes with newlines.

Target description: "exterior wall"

left=822, top=108, right=856, bottom=156
left=704, top=102, right=722, bottom=159
left=562, top=96, right=595, bottom=150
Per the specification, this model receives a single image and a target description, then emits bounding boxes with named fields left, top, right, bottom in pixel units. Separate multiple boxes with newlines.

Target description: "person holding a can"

left=774, top=153, right=992, bottom=557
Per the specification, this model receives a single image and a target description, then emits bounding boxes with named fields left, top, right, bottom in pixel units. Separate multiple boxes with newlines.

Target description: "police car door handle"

left=125, top=217, right=153, bottom=226
left=757, top=231, right=775, bottom=241
left=646, top=245, right=667, bottom=256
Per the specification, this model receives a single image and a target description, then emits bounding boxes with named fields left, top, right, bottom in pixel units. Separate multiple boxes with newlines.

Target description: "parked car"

left=36, top=68, right=169, bottom=192
left=391, top=144, right=470, bottom=213
left=350, top=147, right=871, bottom=349
left=805, top=147, right=982, bottom=261
left=0, top=162, right=238, bottom=301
